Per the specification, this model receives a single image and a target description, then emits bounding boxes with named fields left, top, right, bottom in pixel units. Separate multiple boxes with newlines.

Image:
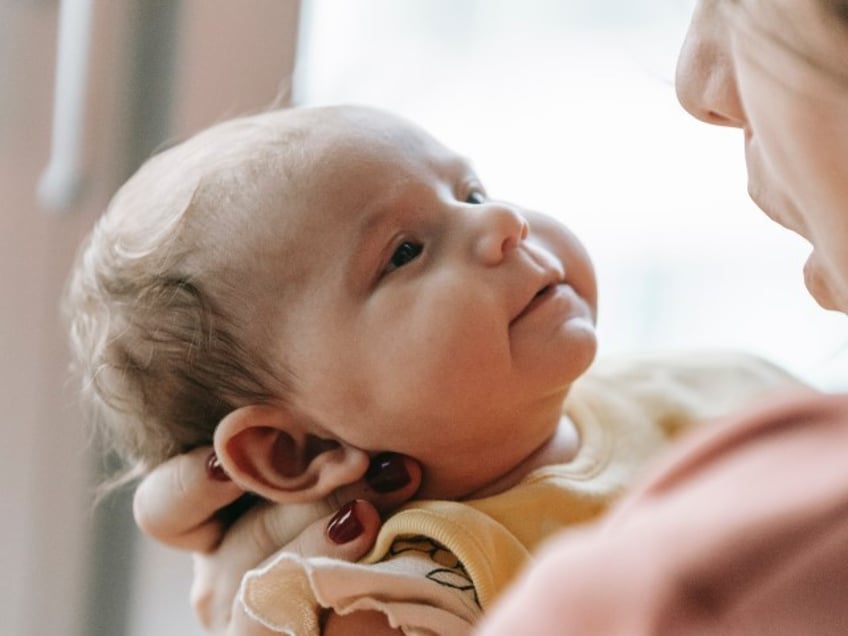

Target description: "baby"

left=66, top=105, right=798, bottom=634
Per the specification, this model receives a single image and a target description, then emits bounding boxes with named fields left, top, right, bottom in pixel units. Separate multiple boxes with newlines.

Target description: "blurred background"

left=2, top=1, right=846, bottom=634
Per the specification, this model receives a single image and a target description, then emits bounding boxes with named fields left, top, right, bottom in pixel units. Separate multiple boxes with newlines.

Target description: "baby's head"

left=67, top=105, right=598, bottom=500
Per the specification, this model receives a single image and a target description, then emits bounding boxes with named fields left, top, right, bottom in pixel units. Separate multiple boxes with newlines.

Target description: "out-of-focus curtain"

left=0, top=2, right=300, bottom=634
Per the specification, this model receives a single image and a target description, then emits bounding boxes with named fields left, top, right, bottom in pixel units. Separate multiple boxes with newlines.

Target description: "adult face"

left=676, top=0, right=848, bottom=311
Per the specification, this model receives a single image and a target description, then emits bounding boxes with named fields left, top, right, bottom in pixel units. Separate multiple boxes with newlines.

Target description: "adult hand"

left=133, top=446, right=421, bottom=634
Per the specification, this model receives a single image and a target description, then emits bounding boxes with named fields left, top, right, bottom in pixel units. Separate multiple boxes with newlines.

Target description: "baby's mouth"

left=511, top=283, right=556, bottom=324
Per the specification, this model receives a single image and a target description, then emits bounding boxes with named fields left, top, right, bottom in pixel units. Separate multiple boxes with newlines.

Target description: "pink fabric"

left=476, top=390, right=848, bottom=635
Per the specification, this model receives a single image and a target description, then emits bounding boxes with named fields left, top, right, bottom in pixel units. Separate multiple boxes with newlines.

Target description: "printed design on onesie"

left=388, top=536, right=480, bottom=607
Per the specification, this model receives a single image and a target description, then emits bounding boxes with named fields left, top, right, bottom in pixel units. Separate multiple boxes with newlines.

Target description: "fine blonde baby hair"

left=65, top=111, right=301, bottom=480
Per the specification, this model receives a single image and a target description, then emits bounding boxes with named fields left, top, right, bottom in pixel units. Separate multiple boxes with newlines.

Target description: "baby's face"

left=251, top=107, right=597, bottom=498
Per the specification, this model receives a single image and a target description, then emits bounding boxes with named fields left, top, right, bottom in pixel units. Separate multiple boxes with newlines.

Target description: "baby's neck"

left=461, top=414, right=580, bottom=500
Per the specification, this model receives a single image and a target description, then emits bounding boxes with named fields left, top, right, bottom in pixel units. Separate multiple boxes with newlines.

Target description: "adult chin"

left=803, top=252, right=847, bottom=313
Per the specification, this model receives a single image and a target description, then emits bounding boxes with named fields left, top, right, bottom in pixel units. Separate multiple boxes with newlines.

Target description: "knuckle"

left=264, top=500, right=333, bottom=549
left=264, top=510, right=292, bottom=550
left=248, top=511, right=275, bottom=557
left=287, top=531, right=308, bottom=558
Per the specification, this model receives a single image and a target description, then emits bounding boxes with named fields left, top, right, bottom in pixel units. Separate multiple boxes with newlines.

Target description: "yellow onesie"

left=239, top=351, right=799, bottom=635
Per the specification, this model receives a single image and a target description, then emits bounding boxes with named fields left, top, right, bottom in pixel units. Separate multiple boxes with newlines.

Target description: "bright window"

left=296, top=0, right=848, bottom=389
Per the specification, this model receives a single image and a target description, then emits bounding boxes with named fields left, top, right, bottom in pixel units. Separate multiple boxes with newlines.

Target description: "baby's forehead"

left=117, top=106, right=472, bottom=247
left=232, top=108, right=472, bottom=212
left=175, top=106, right=469, bottom=187
left=297, top=106, right=467, bottom=168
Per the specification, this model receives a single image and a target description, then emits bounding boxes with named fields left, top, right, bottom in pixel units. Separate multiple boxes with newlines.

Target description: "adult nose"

left=471, top=203, right=530, bottom=266
left=675, top=1, right=746, bottom=128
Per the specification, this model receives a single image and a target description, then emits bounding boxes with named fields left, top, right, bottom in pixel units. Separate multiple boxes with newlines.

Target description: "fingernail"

left=205, top=451, right=230, bottom=481
left=327, top=501, right=364, bottom=544
left=365, top=452, right=411, bottom=493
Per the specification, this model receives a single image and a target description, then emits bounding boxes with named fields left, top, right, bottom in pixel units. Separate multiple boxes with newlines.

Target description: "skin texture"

left=134, top=447, right=423, bottom=633
left=214, top=106, right=597, bottom=503
left=676, top=0, right=848, bottom=311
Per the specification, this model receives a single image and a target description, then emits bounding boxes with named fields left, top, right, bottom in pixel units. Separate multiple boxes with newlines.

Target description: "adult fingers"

left=184, top=454, right=420, bottom=632
left=133, top=446, right=246, bottom=552
left=134, top=450, right=421, bottom=554
left=284, top=499, right=382, bottom=561
left=188, top=499, right=329, bottom=633
left=259, top=453, right=422, bottom=549
left=194, top=500, right=382, bottom=634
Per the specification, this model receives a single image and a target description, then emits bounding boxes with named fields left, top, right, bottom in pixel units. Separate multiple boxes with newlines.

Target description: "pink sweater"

left=477, top=390, right=848, bottom=635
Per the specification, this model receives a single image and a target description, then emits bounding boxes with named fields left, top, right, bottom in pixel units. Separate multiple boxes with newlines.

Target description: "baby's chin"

left=804, top=252, right=847, bottom=313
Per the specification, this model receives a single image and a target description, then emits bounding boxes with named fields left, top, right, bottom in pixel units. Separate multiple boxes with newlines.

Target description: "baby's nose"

left=473, top=203, right=529, bottom=266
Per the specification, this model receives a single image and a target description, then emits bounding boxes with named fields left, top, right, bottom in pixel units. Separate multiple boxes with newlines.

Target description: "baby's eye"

left=465, top=190, right=486, bottom=205
left=387, top=240, right=423, bottom=273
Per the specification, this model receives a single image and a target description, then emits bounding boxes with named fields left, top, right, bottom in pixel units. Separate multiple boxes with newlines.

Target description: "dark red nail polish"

left=365, top=452, right=411, bottom=493
left=327, top=501, right=364, bottom=544
left=205, top=451, right=230, bottom=481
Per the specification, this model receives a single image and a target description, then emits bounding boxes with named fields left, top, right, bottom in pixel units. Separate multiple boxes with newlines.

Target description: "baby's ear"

left=213, top=405, right=370, bottom=503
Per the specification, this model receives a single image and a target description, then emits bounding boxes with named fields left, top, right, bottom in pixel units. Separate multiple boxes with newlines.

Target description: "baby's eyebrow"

left=358, top=204, right=395, bottom=238
left=449, top=154, right=476, bottom=177
left=343, top=203, right=396, bottom=289
left=353, top=154, right=472, bottom=240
